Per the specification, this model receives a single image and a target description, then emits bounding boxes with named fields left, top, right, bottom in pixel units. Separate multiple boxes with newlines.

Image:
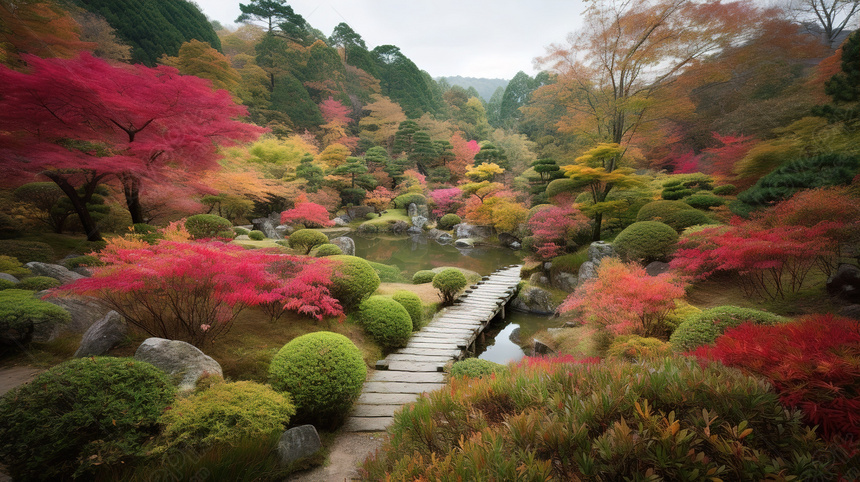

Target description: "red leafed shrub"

left=428, top=187, right=464, bottom=218
left=692, top=315, right=860, bottom=441
left=263, top=257, right=342, bottom=322
left=62, top=239, right=342, bottom=346
left=280, top=200, right=334, bottom=228
left=527, top=205, right=590, bottom=260
left=559, top=258, right=686, bottom=337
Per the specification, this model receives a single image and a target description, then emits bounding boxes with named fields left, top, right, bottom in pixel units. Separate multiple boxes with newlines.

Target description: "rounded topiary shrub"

left=635, top=200, right=695, bottom=223
left=0, top=289, right=70, bottom=348
left=314, top=243, right=343, bottom=257
left=663, top=209, right=714, bottom=233
left=0, top=240, right=54, bottom=263
left=433, top=268, right=468, bottom=304
left=158, top=380, right=295, bottom=452
left=392, top=290, right=423, bottom=330
left=248, top=229, right=266, bottom=240
left=545, top=178, right=579, bottom=199
left=670, top=305, right=786, bottom=352
left=63, top=255, right=102, bottom=270
left=329, top=255, right=380, bottom=310
left=289, top=229, right=329, bottom=254
left=357, top=295, right=413, bottom=349
left=233, top=226, right=250, bottom=236
left=269, top=332, right=366, bottom=425
left=712, top=184, right=736, bottom=196
left=0, top=255, right=30, bottom=278
left=612, top=221, right=678, bottom=262
left=393, top=193, right=427, bottom=209
left=412, top=270, right=435, bottom=284
left=684, top=194, right=725, bottom=210
left=0, top=357, right=175, bottom=480
left=184, top=214, right=234, bottom=239
left=438, top=213, right=461, bottom=230
left=450, top=358, right=505, bottom=379
left=17, top=276, right=60, bottom=291
left=606, top=335, right=671, bottom=362
left=132, top=223, right=162, bottom=244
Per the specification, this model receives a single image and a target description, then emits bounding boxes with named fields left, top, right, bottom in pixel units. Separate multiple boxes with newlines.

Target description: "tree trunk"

left=591, top=212, right=603, bottom=242
left=44, top=173, right=102, bottom=242
left=121, top=174, right=145, bottom=225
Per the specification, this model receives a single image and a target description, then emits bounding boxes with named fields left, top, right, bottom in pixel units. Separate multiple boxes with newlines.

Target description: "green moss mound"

left=433, top=268, right=468, bottom=304
left=412, top=270, right=435, bottom=284
left=314, top=243, right=343, bottom=257
left=248, top=229, right=266, bottom=240
left=393, top=193, right=427, bottom=209
left=0, top=240, right=55, bottom=263
left=612, top=221, right=678, bottom=262
left=545, top=178, right=578, bottom=199
left=0, top=289, right=70, bottom=348
left=357, top=295, right=413, bottom=349
left=606, top=335, right=671, bottom=362
left=368, top=261, right=407, bottom=282
left=0, top=357, right=175, bottom=480
left=392, top=290, right=423, bottom=331
left=268, top=332, right=366, bottom=426
left=158, top=380, right=295, bottom=452
left=0, top=255, right=30, bottom=278
left=450, top=358, right=505, bottom=379
left=684, top=194, right=725, bottom=210
left=438, top=213, right=461, bottom=230
left=712, top=184, right=736, bottom=195
left=635, top=200, right=695, bottom=223
left=233, top=226, right=250, bottom=236
left=663, top=209, right=714, bottom=233
left=63, top=255, right=102, bottom=270
left=184, top=214, right=233, bottom=239
left=328, top=255, right=381, bottom=310
left=670, top=305, right=786, bottom=352
left=17, top=276, right=60, bottom=291
left=289, top=229, right=329, bottom=254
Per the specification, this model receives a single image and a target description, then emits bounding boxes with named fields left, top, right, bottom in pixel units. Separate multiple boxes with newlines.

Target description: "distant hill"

left=438, top=76, right=509, bottom=102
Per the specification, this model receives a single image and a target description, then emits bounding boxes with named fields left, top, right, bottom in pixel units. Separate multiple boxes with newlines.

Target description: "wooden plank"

left=343, top=417, right=392, bottom=432
left=396, top=347, right=461, bottom=357
left=387, top=361, right=445, bottom=372
left=405, top=341, right=464, bottom=350
left=350, top=404, right=404, bottom=417
left=369, top=371, right=446, bottom=383
left=386, top=353, right=454, bottom=362
left=362, top=381, right=445, bottom=394
left=357, top=392, right=420, bottom=405
left=410, top=331, right=464, bottom=339
left=421, top=327, right=476, bottom=335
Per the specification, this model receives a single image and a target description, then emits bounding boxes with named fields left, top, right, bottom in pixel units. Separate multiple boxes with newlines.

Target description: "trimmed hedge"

left=314, top=243, right=343, bottom=257
left=712, top=184, right=736, bottom=195
left=0, top=240, right=55, bottom=263
left=393, top=193, right=427, bottom=209
left=612, top=221, right=678, bottom=262
left=0, top=289, right=70, bottom=347
left=357, top=295, right=413, bottom=349
left=433, top=268, right=468, bottom=304
left=0, top=357, right=175, bottom=480
left=635, top=200, right=695, bottom=223
left=663, top=209, right=714, bottom=232
left=368, top=261, right=407, bottom=283
left=328, top=255, right=380, bottom=310
left=269, top=332, right=366, bottom=426
left=392, top=290, right=423, bottom=331
left=545, top=178, right=578, bottom=199
left=450, top=358, right=505, bottom=379
left=63, top=255, right=102, bottom=270
left=670, top=305, right=786, bottom=352
left=289, top=229, right=329, bottom=254
left=248, top=229, right=265, bottom=240
left=438, top=213, right=461, bottom=230
left=184, top=214, right=233, bottom=239
left=684, top=194, right=725, bottom=210
left=412, top=270, right=435, bottom=284
left=233, top=226, right=250, bottom=236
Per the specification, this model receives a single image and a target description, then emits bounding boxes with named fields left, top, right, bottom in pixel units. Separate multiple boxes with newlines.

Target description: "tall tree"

left=236, top=0, right=308, bottom=42
left=0, top=54, right=262, bottom=240
left=159, top=39, right=240, bottom=93
left=784, top=0, right=860, bottom=48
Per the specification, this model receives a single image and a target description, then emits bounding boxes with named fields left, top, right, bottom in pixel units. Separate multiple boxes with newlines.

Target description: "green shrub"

left=684, top=194, right=725, bottom=210
left=0, top=279, right=15, bottom=290
left=288, top=229, right=329, bottom=254
left=0, top=357, right=175, bottom=480
left=393, top=193, right=427, bottom=209
left=357, top=295, right=413, bottom=349
left=670, top=305, right=786, bottom=352
left=450, top=358, right=505, bottom=379
left=412, top=270, right=435, bottom=284
left=433, top=268, right=468, bottom=304
left=606, top=335, right=671, bottom=362
left=328, top=255, right=380, bottom=310
left=314, top=243, right=343, bottom=257
left=737, top=153, right=860, bottom=208
left=0, top=289, right=70, bottom=347
left=612, top=221, right=678, bottom=262
left=157, top=380, right=295, bottom=452
left=362, top=357, right=834, bottom=480
left=545, top=178, right=578, bottom=199
left=712, top=184, right=736, bottom=195
left=663, top=209, right=714, bottom=232
left=664, top=301, right=701, bottom=333
left=549, top=250, right=589, bottom=276
left=18, top=276, right=60, bottom=291
left=368, top=261, right=407, bottom=282
left=661, top=185, right=693, bottom=200
left=0, top=240, right=55, bottom=263
left=635, top=200, right=696, bottom=223
left=438, top=213, right=461, bottom=230
left=233, top=226, right=250, bottom=236
left=184, top=214, right=234, bottom=239
left=63, top=254, right=103, bottom=270
left=392, top=290, right=423, bottom=330
left=132, top=223, right=162, bottom=244
left=269, top=332, right=366, bottom=426
left=248, top=229, right=265, bottom=240
left=0, top=255, right=30, bottom=278
left=0, top=212, right=21, bottom=239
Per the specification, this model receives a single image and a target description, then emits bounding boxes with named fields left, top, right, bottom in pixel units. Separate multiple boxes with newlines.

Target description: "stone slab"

left=406, top=341, right=464, bottom=350
left=350, top=404, right=404, bottom=417
left=386, top=353, right=454, bottom=363
left=343, top=417, right=393, bottom=432
left=362, top=381, right=445, bottom=394
left=386, top=361, right=445, bottom=372
left=369, top=371, right=446, bottom=383
left=396, top=347, right=461, bottom=357
left=357, top=392, right=420, bottom=405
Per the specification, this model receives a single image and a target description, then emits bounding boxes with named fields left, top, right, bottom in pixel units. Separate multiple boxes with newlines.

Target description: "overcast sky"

left=195, top=0, right=588, bottom=80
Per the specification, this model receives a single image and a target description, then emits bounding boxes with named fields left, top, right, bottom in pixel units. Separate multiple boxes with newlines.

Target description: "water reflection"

left=477, top=311, right=561, bottom=365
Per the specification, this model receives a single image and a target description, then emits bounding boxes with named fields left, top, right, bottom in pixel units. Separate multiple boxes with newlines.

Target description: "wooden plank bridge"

left=343, top=265, right=522, bottom=432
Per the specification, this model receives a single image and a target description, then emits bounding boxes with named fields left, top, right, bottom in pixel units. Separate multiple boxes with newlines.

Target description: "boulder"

left=407, top=203, right=429, bottom=218
left=330, top=236, right=355, bottom=256
left=71, top=267, right=93, bottom=277
left=826, top=263, right=860, bottom=303
left=274, top=224, right=294, bottom=237
left=407, top=226, right=423, bottom=235
left=389, top=220, right=409, bottom=234
left=587, top=241, right=616, bottom=267
left=134, top=338, right=223, bottom=392
left=74, top=311, right=127, bottom=358
left=511, top=285, right=558, bottom=315
left=453, top=223, right=493, bottom=240
left=498, top=233, right=521, bottom=250
left=550, top=271, right=578, bottom=292
left=234, top=234, right=250, bottom=241
left=411, top=215, right=428, bottom=230
left=436, top=233, right=453, bottom=244
left=577, top=261, right=598, bottom=285
left=533, top=338, right=555, bottom=356
left=333, top=217, right=349, bottom=227
left=509, top=327, right=522, bottom=345
left=278, top=425, right=322, bottom=467
left=528, top=272, right=549, bottom=286
left=839, top=304, right=860, bottom=320
left=454, top=238, right=475, bottom=248
left=251, top=217, right=282, bottom=239
left=24, top=262, right=83, bottom=285
left=41, top=296, right=111, bottom=341
left=0, top=272, right=19, bottom=283
left=645, top=261, right=671, bottom=277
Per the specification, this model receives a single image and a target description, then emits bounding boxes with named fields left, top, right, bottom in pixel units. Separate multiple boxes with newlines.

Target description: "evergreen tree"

left=474, top=142, right=509, bottom=170
left=236, top=0, right=309, bottom=43
left=814, top=30, right=860, bottom=126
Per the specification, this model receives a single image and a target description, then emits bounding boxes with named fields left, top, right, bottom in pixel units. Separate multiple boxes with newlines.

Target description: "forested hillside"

left=438, top=76, right=509, bottom=102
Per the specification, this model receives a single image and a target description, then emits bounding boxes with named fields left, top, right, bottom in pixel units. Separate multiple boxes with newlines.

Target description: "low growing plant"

left=18, top=275, right=60, bottom=291
left=184, top=214, right=234, bottom=239
left=248, top=229, right=265, bottom=240
left=433, top=268, right=467, bottom=304
left=328, top=255, right=380, bottom=310
left=288, top=229, right=329, bottom=254
left=412, top=270, right=435, bottom=284
left=670, top=305, right=785, bottom=352
left=0, top=289, right=70, bottom=348
left=449, top=358, right=505, bottom=379
left=357, top=295, right=413, bottom=349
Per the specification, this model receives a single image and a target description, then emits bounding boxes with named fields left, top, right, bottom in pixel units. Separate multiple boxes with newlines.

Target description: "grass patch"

left=545, top=326, right=601, bottom=359
left=230, top=238, right=289, bottom=250
left=354, top=209, right=411, bottom=230
left=368, top=261, right=407, bottom=283
left=15, top=233, right=106, bottom=261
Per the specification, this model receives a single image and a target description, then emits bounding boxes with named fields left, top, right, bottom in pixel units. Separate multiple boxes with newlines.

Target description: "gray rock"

left=407, top=203, right=429, bottom=219
left=235, top=234, right=250, bottom=240
left=528, top=272, right=549, bottom=286
left=333, top=217, right=349, bottom=227
left=0, top=272, right=19, bottom=283
left=577, top=261, right=598, bottom=284
left=827, top=263, right=860, bottom=303
left=274, top=224, right=294, bottom=237
left=278, top=425, right=322, bottom=467
left=436, top=233, right=453, bottom=244
left=587, top=241, right=616, bottom=266
left=839, top=304, right=860, bottom=319
left=533, top=338, right=554, bottom=356
left=41, top=296, right=111, bottom=341
left=645, top=261, right=671, bottom=277
left=454, top=238, right=475, bottom=248
left=134, top=338, right=223, bottom=392
left=453, top=223, right=493, bottom=240
left=71, top=266, right=93, bottom=277
left=330, top=236, right=355, bottom=256
left=252, top=217, right=282, bottom=239
left=24, top=262, right=83, bottom=285
left=512, top=286, right=558, bottom=315
left=407, top=226, right=423, bottom=235
left=347, top=206, right=375, bottom=221
left=425, top=228, right=445, bottom=240
left=389, top=220, right=409, bottom=234
left=550, top=272, right=578, bottom=292
left=411, top=215, right=428, bottom=230
left=498, top=233, right=521, bottom=250
left=563, top=321, right=578, bottom=328
left=509, top=327, right=522, bottom=345
left=74, top=311, right=127, bottom=357
left=509, top=241, right=521, bottom=250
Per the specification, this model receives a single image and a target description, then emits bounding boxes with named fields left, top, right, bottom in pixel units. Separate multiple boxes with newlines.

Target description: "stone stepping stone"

left=356, top=392, right=420, bottom=405
left=362, top=381, right=445, bottom=394
left=343, top=417, right=393, bottom=432
left=369, top=371, right=445, bottom=383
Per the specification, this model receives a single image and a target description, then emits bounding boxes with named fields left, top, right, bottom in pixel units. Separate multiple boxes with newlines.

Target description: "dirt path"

left=0, top=364, right=44, bottom=397
left=287, top=432, right=385, bottom=481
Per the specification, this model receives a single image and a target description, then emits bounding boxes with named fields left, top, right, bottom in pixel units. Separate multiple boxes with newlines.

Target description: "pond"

left=349, top=234, right=556, bottom=363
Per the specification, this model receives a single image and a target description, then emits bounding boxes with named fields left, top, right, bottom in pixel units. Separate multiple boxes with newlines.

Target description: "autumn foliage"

left=280, top=200, right=334, bottom=228
left=559, top=258, right=686, bottom=337
left=527, top=205, right=590, bottom=259
left=692, top=315, right=860, bottom=442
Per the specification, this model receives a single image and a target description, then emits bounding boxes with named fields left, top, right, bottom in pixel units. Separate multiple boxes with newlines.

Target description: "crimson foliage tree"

left=280, top=200, right=334, bottom=228
left=527, top=205, right=590, bottom=260
left=0, top=53, right=262, bottom=240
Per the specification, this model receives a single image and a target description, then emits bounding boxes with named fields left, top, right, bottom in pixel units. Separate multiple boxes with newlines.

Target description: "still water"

left=349, top=234, right=556, bottom=363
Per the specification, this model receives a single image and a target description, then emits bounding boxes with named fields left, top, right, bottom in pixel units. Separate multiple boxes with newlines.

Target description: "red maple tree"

left=280, top=200, right=335, bottom=228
